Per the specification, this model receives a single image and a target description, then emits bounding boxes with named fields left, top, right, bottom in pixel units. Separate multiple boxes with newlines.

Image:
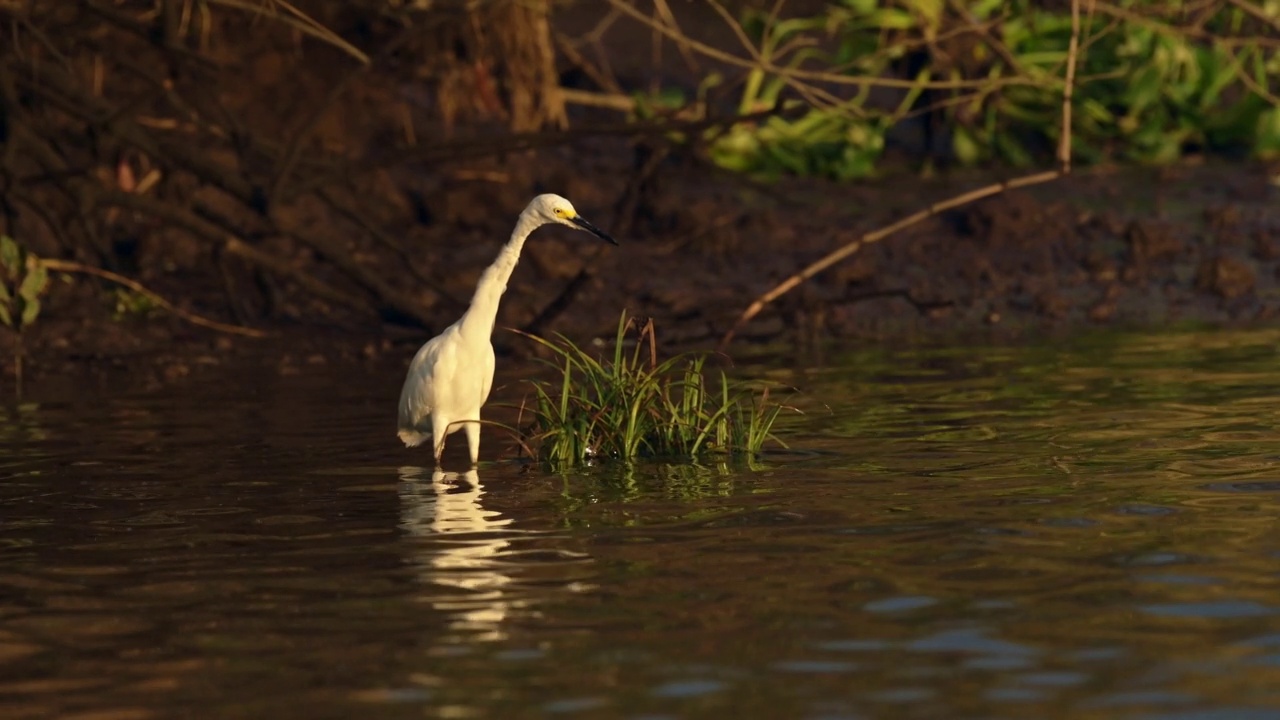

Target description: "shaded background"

left=1, top=0, right=1279, bottom=380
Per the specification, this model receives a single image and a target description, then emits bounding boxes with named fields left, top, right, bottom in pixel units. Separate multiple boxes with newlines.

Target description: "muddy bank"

left=5, top=3, right=1280, bottom=391
left=5, top=151, right=1280, bottom=390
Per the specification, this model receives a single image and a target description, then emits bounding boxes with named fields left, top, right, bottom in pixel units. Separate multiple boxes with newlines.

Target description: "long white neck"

left=458, top=210, right=540, bottom=341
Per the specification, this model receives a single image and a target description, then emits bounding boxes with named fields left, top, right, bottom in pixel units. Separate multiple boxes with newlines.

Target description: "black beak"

left=570, top=215, right=618, bottom=245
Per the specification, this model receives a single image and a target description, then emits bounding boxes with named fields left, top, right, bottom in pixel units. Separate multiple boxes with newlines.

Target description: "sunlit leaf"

left=866, top=8, right=916, bottom=30
left=1125, top=65, right=1164, bottom=114
left=1018, top=50, right=1069, bottom=67
left=20, top=298, right=39, bottom=328
left=769, top=17, right=827, bottom=45
left=970, top=0, right=1006, bottom=19
left=952, top=126, right=982, bottom=165
left=18, top=265, right=47, bottom=301
left=1254, top=108, right=1280, bottom=158
left=0, top=237, right=19, bottom=276
left=902, top=0, right=944, bottom=29
left=839, top=0, right=877, bottom=14
left=1200, top=49, right=1242, bottom=109
left=1081, top=99, right=1115, bottom=124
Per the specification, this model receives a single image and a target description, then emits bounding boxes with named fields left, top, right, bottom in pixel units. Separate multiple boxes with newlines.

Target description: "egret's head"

left=526, top=193, right=617, bottom=245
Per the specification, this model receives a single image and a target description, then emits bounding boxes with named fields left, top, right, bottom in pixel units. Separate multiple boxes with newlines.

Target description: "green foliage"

left=694, top=0, right=1280, bottom=178
left=0, top=236, right=48, bottom=332
left=704, top=3, right=926, bottom=181
left=958, top=4, right=1278, bottom=166
left=518, top=313, right=786, bottom=467
left=112, top=287, right=161, bottom=320
left=710, top=108, right=894, bottom=181
left=0, top=235, right=50, bottom=398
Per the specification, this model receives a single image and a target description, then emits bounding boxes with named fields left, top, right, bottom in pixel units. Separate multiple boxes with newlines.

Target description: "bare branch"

left=41, top=258, right=269, bottom=338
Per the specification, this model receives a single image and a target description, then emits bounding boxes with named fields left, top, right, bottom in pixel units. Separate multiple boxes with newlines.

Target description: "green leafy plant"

left=517, top=313, right=787, bottom=467
left=683, top=0, right=1280, bottom=177
left=0, top=236, right=50, bottom=397
left=704, top=3, right=928, bottom=181
left=948, top=5, right=1275, bottom=166
left=112, top=287, right=162, bottom=320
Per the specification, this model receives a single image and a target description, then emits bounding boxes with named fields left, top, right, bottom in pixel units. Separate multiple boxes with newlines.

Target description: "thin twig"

left=718, top=0, right=1086, bottom=350
left=1227, top=44, right=1280, bottom=106
left=77, top=1, right=221, bottom=70
left=1059, top=0, right=1085, bottom=171
left=651, top=0, right=701, bottom=74
left=705, top=0, right=765, bottom=64
left=560, top=88, right=640, bottom=113
left=203, top=0, right=369, bottom=64
left=1087, top=0, right=1280, bottom=48
left=944, top=0, right=1024, bottom=76
left=553, top=31, right=624, bottom=94
left=1221, top=0, right=1280, bottom=34
left=40, top=259, right=269, bottom=338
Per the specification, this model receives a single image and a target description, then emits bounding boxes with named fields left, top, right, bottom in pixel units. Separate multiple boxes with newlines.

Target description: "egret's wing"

left=478, top=343, right=496, bottom=406
left=398, top=330, right=454, bottom=445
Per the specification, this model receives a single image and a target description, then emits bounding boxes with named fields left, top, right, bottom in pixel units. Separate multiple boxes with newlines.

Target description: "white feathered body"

left=397, top=319, right=496, bottom=449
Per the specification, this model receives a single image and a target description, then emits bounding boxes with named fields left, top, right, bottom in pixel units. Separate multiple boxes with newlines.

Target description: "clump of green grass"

left=517, top=313, right=786, bottom=466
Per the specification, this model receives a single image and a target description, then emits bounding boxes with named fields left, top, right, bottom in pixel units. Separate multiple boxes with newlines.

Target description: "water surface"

left=2, top=330, right=1280, bottom=718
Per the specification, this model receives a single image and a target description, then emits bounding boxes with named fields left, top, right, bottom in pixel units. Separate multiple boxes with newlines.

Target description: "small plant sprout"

left=0, top=236, right=50, bottom=397
left=517, top=312, right=789, bottom=468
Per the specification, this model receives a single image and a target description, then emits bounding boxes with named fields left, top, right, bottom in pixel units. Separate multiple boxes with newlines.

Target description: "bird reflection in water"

left=398, top=467, right=522, bottom=642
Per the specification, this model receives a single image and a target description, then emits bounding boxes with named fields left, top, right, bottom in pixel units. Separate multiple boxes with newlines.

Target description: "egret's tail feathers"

left=398, top=428, right=429, bottom=448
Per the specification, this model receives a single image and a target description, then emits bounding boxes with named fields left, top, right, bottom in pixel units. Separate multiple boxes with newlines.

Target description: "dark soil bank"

left=7, top=153, right=1280, bottom=388
left=5, top=3, right=1280, bottom=388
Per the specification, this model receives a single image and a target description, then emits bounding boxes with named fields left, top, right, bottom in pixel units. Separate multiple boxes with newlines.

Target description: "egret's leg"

left=431, top=414, right=449, bottom=466
left=464, top=420, right=480, bottom=466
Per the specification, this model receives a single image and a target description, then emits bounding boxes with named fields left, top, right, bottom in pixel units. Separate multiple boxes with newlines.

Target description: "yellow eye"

left=553, top=208, right=565, bottom=217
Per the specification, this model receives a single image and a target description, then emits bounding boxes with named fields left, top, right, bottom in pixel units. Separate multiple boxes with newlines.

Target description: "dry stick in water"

left=718, top=0, right=1088, bottom=351
left=40, top=259, right=269, bottom=338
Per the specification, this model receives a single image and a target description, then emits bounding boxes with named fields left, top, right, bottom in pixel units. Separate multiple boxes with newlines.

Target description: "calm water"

left=3, top=330, right=1280, bottom=719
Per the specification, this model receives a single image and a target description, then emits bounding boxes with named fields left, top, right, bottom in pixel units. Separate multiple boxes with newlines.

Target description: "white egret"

left=397, top=193, right=617, bottom=465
